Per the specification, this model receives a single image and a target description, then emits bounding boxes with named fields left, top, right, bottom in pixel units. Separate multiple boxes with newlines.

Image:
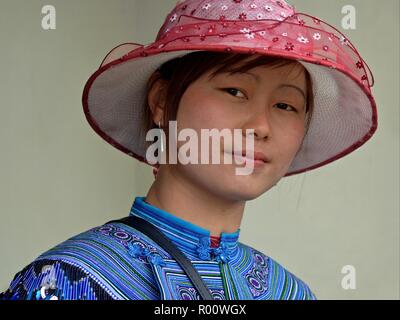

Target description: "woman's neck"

left=145, top=165, right=245, bottom=237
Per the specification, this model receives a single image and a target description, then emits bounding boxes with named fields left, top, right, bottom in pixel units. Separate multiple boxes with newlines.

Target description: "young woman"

left=1, top=0, right=377, bottom=300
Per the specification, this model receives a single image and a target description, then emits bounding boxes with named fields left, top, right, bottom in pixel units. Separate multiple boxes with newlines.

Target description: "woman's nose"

left=242, top=108, right=272, bottom=141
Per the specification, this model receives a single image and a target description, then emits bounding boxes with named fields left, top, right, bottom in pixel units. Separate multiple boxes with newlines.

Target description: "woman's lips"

left=223, top=151, right=269, bottom=168
left=234, top=154, right=268, bottom=168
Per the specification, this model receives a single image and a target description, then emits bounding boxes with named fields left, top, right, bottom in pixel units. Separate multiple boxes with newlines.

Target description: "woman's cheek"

left=275, top=125, right=305, bottom=174
left=178, top=98, right=232, bottom=132
left=177, top=90, right=211, bottom=128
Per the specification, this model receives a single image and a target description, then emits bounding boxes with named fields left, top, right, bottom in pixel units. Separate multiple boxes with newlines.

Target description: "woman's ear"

left=147, top=71, right=169, bottom=126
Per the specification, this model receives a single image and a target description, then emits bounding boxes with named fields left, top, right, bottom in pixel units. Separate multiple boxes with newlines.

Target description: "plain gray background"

left=0, top=0, right=398, bottom=299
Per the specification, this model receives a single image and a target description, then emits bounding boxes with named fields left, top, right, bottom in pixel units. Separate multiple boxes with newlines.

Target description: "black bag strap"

left=106, top=215, right=214, bottom=300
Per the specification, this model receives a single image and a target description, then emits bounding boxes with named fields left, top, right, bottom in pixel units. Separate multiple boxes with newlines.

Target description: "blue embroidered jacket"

left=1, top=197, right=316, bottom=300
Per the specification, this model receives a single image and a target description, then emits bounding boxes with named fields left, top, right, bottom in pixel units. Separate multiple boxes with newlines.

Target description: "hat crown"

left=156, top=0, right=295, bottom=41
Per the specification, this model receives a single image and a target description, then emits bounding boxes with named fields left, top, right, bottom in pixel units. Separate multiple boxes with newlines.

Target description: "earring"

left=158, top=121, right=164, bottom=153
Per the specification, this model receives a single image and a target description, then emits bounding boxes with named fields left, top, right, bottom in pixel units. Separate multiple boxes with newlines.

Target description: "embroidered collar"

left=129, top=197, right=240, bottom=263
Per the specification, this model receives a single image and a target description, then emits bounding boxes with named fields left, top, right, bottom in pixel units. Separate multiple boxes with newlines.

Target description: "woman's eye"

left=222, top=89, right=297, bottom=112
left=223, top=88, right=246, bottom=99
left=275, top=103, right=297, bottom=112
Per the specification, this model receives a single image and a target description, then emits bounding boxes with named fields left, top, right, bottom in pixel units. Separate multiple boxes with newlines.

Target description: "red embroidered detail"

left=285, top=42, right=294, bottom=51
left=276, top=1, right=285, bottom=8
left=239, top=13, right=247, bottom=20
left=210, top=236, right=221, bottom=248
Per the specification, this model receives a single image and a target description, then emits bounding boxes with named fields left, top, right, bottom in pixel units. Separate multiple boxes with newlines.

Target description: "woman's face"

left=160, top=58, right=308, bottom=201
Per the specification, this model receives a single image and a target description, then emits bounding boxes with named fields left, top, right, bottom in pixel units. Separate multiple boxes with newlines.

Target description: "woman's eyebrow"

left=234, top=72, right=306, bottom=101
left=277, top=84, right=307, bottom=101
left=234, top=71, right=261, bottom=82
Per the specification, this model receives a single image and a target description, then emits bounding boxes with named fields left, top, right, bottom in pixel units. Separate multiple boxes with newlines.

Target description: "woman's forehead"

left=210, top=60, right=307, bottom=87
left=208, top=53, right=306, bottom=79
left=239, top=55, right=305, bottom=75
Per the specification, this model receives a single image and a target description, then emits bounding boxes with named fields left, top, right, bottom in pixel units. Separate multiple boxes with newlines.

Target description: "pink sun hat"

left=82, top=0, right=378, bottom=177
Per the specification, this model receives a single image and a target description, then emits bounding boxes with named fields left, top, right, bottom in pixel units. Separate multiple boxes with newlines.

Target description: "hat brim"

left=82, top=16, right=377, bottom=177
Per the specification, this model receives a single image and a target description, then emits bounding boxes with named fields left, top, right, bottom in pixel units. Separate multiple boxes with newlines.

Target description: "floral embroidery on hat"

left=221, top=5, right=228, bottom=11
left=285, top=42, right=294, bottom=51
left=250, top=3, right=257, bottom=9
left=297, top=35, right=309, bottom=44
left=264, top=5, right=273, bottom=12
left=313, top=33, right=321, bottom=40
left=239, top=12, right=247, bottom=20
left=202, top=3, right=212, bottom=10
left=240, top=28, right=255, bottom=39
left=282, top=32, right=288, bottom=37
left=298, top=19, right=306, bottom=26
left=340, top=36, right=349, bottom=45
left=170, top=14, right=177, bottom=23
left=276, top=0, right=285, bottom=8
left=257, top=13, right=263, bottom=19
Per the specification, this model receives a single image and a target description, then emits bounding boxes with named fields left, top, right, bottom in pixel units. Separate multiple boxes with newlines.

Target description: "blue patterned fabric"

left=1, top=196, right=317, bottom=300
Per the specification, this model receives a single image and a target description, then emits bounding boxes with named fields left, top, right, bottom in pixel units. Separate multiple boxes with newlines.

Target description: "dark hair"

left=144, top=51, right=314, bottom=150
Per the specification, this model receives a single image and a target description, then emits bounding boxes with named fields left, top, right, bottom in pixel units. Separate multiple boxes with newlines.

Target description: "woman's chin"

left=220, top=187, right=265, bottom=202
left=220, top=164, right=278, bottom=197
left=214, top=173, right=273, bottom=200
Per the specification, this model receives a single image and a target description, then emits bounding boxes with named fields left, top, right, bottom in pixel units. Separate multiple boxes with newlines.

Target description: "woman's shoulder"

left=237, top=242, right=317, bottom=300
left=0, top=258, right=114, bottom=300
left=0, top=220, right=162, bottom=300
